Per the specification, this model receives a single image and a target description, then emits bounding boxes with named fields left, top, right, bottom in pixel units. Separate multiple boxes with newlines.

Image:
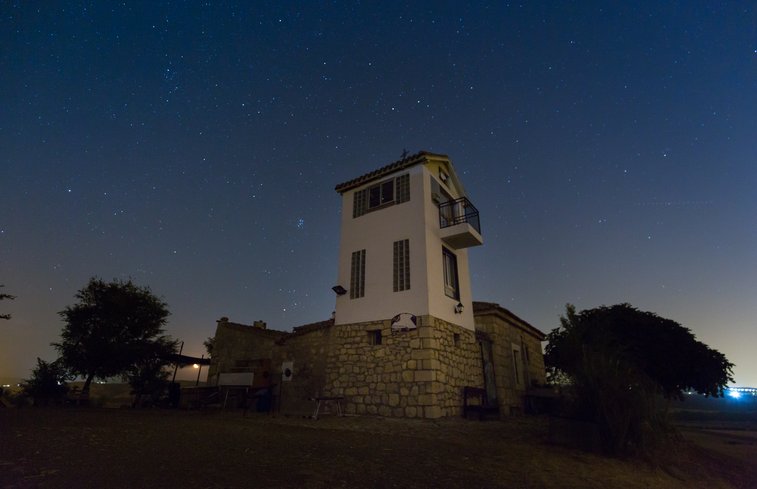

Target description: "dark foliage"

left=545, top=303, right=733, bottom=455
left=203, top=336, right=215, bottom=357
left=53, top=278, right=178, bottom=395
left=0, top=284, right=15, bottom=320
left=23, top=358, right=70, bottom=406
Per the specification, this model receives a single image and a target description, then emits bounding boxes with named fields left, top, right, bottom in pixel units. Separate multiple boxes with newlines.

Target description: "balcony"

left=438, top=197, right=483, bottom=249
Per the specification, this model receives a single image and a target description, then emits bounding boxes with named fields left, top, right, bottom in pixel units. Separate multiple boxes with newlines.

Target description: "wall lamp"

left=332, top=285, right=347, bottom=295
left=455, top=302, right=464, bottom=314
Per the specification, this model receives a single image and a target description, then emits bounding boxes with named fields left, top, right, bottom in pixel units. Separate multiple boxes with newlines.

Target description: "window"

left=512, top=345, right=523, bottom=387
left=442, top=247, right=459, bottom=299
left=352, top=173, right=410, bottom=217
left=393, top=239, right=410, bottom=292
left=350, top=250, right=366, bottom=299
left=396, top=174, right=410, bottom=203
left=453, top=333, right=461, bottom=347
left=368, top=329, right=382, bottom=345
left=353, top=189, right=368, bottom=218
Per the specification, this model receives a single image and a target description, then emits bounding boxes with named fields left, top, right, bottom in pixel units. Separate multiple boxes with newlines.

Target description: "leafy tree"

left=545, top=303, right=733, bottom=455
left=1, top=285, right=15, bottom=320
left=23, top=358, right=70, bottom=406
left=126, top=336, right=176, bottom=407
left=54, top=278, right=177, bottom=396
left=203, top=336, right=215, bottom=357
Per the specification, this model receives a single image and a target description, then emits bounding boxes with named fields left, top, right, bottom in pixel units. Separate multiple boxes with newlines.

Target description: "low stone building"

left=208, top=302, right=545, bottom=418
left=207, top=152, right=547, bottom=418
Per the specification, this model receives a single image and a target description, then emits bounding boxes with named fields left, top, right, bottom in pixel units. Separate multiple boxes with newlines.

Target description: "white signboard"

left=218, top=372, right=255, bottom=387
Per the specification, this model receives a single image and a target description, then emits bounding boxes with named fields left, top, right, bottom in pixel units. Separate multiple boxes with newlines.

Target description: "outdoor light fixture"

left=332, top=285, right=347, bottom=295
left=455, top=302, right=464, bottom=314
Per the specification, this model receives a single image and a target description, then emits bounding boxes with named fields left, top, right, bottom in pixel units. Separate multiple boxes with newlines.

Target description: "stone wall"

left=322, top=316, right=483, bottom=419
left=272, top=323, right=334, bottom=416
left=474, top=312, right=546, bottom=416
left=208, top=309, right=546, bottom=419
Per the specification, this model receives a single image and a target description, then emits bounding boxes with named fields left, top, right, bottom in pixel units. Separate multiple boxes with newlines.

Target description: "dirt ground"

left=1, top=408, right=754, bottom=489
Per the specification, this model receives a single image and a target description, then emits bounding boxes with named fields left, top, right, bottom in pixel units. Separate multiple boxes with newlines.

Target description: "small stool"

left=309, top=396, right=344, bottom=419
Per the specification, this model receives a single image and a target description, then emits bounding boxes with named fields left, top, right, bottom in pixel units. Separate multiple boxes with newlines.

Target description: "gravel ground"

left=1, top=408, right=753, bottom=489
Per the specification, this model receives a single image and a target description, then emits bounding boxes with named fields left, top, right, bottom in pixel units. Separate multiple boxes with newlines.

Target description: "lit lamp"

left=454, top=302, right=464, bottom=314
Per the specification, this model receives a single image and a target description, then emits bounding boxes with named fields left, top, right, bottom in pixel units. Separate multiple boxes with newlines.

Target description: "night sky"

left=2, top=2, right=755, bottom=385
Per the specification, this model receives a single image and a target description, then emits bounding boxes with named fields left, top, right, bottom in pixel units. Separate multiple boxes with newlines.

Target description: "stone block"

left=356, top=403, right=366, bottom=414
left=406, top=360, right=417, bottom=370
left=421, top=338, right=439, bottom=349
left=378, top=405, right=391, bottom=417
left=424, top=405, right=443, bottom=419
left=416, top=394, right=432, bottom=406
left=344, top=387, right=357, bottom=396
left=345, top=403, right=356, bottom=414
left=388, top=394, right=400, bottom=407
left=409, top=338, right=420, bottom=349
left=401, top=371, right=414, bottom=382
left=414, top=370, right=436, bottom=382
left=411, top=350, right=433, bottom=360
left=367, top=405, right=377, bottom=415
left=400, top=387, right=409, bottom=396
left=358, top=386, right=369, bottom=396
left=418, top=327, right=433, bottom=338
left=422, top=359, right=440, bottom=370
left=405, top=406, right=417, bottom=417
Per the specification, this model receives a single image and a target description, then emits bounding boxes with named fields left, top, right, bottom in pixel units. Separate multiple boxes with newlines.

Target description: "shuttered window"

left=352, top=173, right=410, bottom=218
left=350, top=249, right=366, bottom=299
left=393, top=239, right=410, bottom=292
left=396, top=174, right=410, bottom=203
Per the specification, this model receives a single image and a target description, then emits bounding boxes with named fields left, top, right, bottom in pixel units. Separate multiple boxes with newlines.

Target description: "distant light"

left=193, top=364, right=200, bottom=369
left=728, top=390, right=742, bottom=399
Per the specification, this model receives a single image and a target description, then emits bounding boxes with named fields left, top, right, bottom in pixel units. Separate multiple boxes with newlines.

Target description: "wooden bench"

left=462, top=386, right=498, bottom=420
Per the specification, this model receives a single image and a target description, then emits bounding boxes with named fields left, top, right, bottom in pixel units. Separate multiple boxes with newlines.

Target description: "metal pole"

left=195, top=354, right=203, bottom=386
left=172, top=341, right=184, bottom=383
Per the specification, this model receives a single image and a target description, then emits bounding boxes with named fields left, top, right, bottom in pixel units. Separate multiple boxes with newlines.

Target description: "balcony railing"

left=439, top=197, right=481, bottom=234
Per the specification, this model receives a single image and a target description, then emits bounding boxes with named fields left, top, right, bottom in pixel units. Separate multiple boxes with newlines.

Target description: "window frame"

left=352, top=173, right=410, bottom=218
left=393, top=239, right=410, bottom=292
left=442, top=247, right=459, bottom=299
left=350, top=249, right=366, bottom=299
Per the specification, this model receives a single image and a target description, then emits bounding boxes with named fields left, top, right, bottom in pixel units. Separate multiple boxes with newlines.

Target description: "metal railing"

left=439, top=197, right=481, bottom=234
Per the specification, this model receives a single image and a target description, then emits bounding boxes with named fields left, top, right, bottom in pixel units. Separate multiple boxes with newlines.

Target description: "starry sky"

left=2, top=2, right=755, bottom=385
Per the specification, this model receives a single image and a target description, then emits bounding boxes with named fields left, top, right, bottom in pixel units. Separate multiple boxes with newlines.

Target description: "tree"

left=1, top=285, right=15, bottom=320
left=126, top=335, right=176, bottom=407
left=545, top=303, right=734, bottom=455
left=54, top=278, right=177, bottom=395
left=23, top=358, right=70, bottom=406
left=203, top=336, right=215, bottom=357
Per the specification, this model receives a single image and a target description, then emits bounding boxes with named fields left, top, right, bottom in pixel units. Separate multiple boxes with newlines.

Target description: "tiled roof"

left=334, top=150, right=448, bottom=193
left=473, top=301, right=546, bottom=340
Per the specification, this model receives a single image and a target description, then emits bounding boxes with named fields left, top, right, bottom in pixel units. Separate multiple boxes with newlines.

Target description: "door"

left=479, top=337, right=497, bottom=406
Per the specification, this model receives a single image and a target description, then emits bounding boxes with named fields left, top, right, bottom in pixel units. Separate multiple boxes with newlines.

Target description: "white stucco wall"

left=334, top=157, right=477, bottom=331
